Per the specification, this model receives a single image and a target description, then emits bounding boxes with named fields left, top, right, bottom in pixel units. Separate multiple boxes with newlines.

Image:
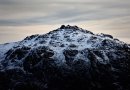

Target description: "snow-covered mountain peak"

left=0, top=25, right=128, bottom=62
left=18, top=25, right=125, bottom=51
left=0, top=25, right=130, bottom=90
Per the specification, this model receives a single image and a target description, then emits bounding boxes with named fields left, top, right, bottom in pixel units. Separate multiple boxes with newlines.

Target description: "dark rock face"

left=0, top=25, right=130, bottom=90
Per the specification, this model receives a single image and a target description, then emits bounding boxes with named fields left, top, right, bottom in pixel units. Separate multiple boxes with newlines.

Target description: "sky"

left=0, top=0, right=130, bottom=44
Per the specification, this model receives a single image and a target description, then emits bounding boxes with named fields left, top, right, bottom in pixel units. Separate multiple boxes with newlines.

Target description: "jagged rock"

left=64, top=49, right=78, bottom=57
left=100, top=33, right=113, bottom=39
left=60, top=25, right=66, bottom=29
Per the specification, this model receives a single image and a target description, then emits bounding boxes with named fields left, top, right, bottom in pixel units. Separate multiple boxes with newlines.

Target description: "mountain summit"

left=0, top=25, right=130, bottom=90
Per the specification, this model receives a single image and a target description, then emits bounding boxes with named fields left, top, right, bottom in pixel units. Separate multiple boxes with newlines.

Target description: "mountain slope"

left=0, top=25, right=130, bottom=90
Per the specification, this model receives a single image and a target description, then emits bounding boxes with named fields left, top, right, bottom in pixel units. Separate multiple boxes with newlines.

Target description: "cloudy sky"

left=0, top=0, right=130, bottom=44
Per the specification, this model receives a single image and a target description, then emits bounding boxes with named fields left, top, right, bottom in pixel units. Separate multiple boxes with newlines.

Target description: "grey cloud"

left=0, top=0, right=130, bottom=26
